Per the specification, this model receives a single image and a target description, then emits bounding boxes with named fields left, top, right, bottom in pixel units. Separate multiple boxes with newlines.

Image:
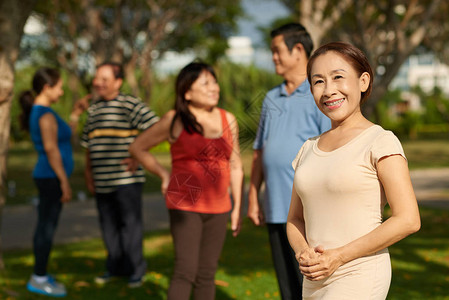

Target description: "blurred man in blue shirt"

left=248, top=23, right=331, bottom=300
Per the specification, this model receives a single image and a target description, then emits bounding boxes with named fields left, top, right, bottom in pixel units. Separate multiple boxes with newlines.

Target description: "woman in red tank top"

left=130, top=62, right=244, bottom=300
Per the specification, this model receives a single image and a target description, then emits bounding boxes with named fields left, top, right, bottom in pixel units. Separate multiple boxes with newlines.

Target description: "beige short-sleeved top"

left=292, top=125, right=406, bottom=299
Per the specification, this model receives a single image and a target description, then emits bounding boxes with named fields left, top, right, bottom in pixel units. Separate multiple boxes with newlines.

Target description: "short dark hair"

left=97, top=61, right=124, bottom=79
left=307, top=42, right=374, bottom=105
left=271, top=23, right=314, bottom=58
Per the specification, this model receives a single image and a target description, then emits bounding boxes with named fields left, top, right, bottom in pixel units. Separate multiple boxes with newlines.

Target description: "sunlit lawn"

left=385, top=207, right=449, bottom=300
left=0, top=219, right=278, bottom=300
left=0, top=207, right=448, bottom=299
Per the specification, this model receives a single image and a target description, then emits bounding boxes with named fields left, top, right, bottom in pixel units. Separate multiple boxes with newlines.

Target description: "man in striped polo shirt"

left=81, top=62, right=159, bottom=288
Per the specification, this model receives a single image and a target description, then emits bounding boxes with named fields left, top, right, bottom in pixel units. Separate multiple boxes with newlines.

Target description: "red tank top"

left=166, top=108, right=233, bottom=213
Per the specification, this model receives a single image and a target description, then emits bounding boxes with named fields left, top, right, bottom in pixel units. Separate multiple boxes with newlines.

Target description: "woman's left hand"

left=299, top=246, right=343, bottom=281
left=60, top=179, right=72, bottom=203
left=230, top=208, right=241, bottom=237
left=160, top=170, right=171, bottom=196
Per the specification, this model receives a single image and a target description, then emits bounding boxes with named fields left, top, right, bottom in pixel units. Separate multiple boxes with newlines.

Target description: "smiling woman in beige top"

left=287, top=42, right=421, bottom=300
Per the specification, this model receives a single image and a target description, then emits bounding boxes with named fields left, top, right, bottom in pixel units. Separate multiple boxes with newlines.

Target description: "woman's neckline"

left=314, top=125, right=379, bottom=155
left=179, top=108, right=225, bottom=141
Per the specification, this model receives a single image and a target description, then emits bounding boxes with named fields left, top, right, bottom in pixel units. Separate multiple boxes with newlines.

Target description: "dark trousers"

left=267, top=223, right=303, bottom=300
left=96, top=183, right=146, bottom=279
left=167, top=209, right=229, bottom=300
left=33, top=178, right=63, bottom=276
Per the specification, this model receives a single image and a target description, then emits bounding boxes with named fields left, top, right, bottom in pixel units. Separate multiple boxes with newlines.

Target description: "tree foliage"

left=33, top=0, right=243, bottom=102
left=277, top=0, right=447, bottom=119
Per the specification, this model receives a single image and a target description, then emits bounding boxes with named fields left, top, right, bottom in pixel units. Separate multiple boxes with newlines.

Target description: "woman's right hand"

left=298, top=246, right=344, bottom=281
left=296, top=246, right=322, bottom=266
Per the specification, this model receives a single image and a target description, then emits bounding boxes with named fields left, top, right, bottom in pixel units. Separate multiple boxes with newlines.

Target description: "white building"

left=388, top=53, right=449, bottom=115
left=225, top=36, right=254, bottom=65
left=391, top=53, right=449, bottom=96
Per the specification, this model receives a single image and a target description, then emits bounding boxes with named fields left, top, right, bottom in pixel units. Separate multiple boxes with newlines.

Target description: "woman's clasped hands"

left=297, top=246, right=344, bottom=281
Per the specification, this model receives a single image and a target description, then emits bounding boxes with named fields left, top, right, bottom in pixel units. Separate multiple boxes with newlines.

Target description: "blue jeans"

left=96, top=183, right=146, bottom=279
left=33, top=178, right=63, bottom=276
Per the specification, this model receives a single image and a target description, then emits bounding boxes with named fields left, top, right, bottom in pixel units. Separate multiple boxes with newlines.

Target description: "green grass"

left=0, top=219, right=278, bottom=300
left=385, top=207, right=449, bottom=299
left=3, top=139, right=449, bottom=298
left=1, top=208, right=448, bottom=299
left=6, top=139, right=449, bottom=206
left=402, top=139, right=449, bottom=169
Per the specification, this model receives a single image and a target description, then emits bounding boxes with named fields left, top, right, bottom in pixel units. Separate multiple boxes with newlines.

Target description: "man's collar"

left=280, top=79, right=310, bottom=96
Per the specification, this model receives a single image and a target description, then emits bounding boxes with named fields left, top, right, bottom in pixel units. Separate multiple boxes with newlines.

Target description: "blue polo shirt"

left=253, top=80, right=331, bottom=223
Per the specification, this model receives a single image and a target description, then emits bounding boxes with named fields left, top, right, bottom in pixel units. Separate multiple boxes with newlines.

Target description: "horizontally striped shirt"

left=81, top=93, right=159, bottom=193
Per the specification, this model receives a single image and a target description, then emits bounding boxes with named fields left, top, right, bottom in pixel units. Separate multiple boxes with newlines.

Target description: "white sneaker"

left=127, top=277, right=143, bottom=288
left=27, top=275, right=67, bottom=297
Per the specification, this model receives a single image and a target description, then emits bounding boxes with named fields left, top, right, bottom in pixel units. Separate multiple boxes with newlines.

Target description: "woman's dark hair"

left=307, top=42, right=374, bottom=105
left=170, top=62, right=217, bottom=138
left=19, top=67, right=61, bottom=131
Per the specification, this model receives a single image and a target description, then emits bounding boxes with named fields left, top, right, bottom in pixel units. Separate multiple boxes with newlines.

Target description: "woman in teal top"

left=19, top=67, right=86, bottom=297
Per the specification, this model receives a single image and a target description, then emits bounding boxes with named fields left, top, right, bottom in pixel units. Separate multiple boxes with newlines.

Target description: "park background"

left=1, top=0, right=449, bottom=299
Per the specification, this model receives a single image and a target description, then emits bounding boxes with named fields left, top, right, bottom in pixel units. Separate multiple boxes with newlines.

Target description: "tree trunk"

left=68, top=71, right=81, bottom=101
left=363, top=50, right=412, bottom=120
left=0, top=0, right=37, bottom=268
left=139, top=58, right=154, bottom=104
left=124, top=53, right=140, bottom=98
left=140, top=69, right=153, bottom=104
left=67, top=72, right=82, bottom=149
